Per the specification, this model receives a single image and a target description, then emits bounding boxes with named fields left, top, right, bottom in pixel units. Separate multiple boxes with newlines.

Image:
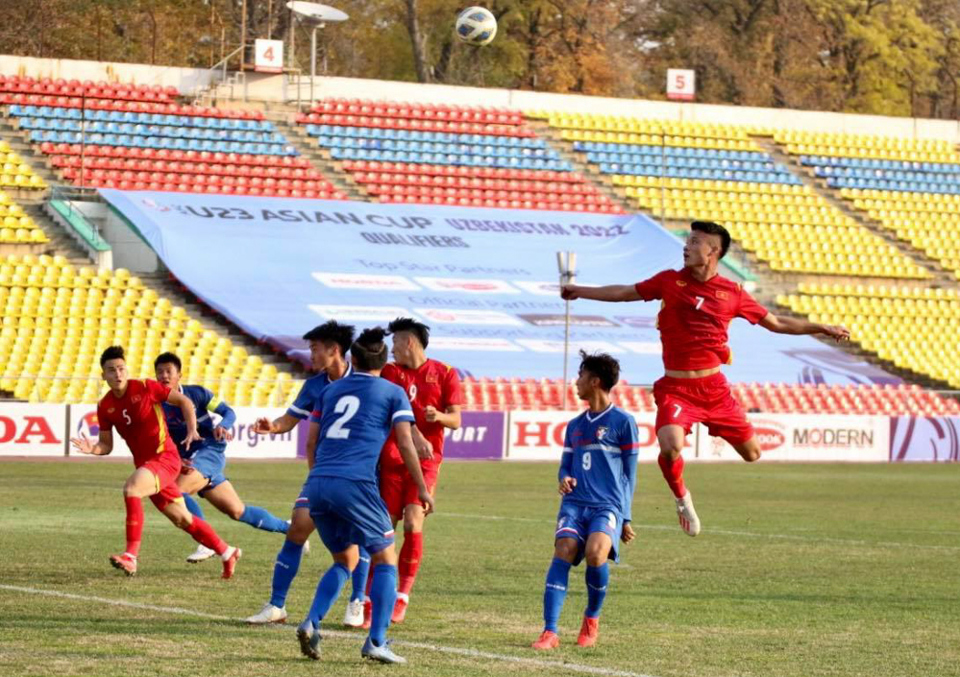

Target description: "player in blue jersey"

left=532, top=351, right=639, bottom=651
left=154, top=352, right=291, bottom=564
left=245, top=321, right=356, bottom=625
left=296, top=327, right=434, bottom=665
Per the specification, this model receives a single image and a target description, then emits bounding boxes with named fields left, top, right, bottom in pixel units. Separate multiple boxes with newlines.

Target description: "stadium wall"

left=3, top=404, right=956, bottom=462
left=4, top=54, right=960, bottom=142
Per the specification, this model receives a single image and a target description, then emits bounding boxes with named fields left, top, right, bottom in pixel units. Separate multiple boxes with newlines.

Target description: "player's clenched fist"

left=558, top=476, right=577, bottom=495
left=560, top=284, right=580, bottom=301
left=621, top=522, right=636, bottom=543
left=419, top=489, right=435, bottom=515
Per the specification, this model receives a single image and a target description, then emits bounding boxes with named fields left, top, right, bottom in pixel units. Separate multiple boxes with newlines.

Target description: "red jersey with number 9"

left=380, top=359, right=463, bottom=464
left=634, top=268, right=768, bottom=371
left=96, top=379, right=177, bottom=467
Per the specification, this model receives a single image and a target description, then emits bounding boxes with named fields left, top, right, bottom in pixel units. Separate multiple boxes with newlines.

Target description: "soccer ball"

left=455, top=6, right=497, bottom=46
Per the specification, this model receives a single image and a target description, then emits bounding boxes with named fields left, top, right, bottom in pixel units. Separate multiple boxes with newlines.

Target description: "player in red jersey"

left=360, top=317, right=462, bottom=625
left=69, top=346, right=242, bottom=578
left=562, top=221, right=849, bottom=536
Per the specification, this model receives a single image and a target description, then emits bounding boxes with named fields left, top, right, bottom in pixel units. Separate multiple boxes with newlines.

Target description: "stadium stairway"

left=757, top=137, right=957, bottom=285
left=523, top=118, right=635, bottom=212
left=0, top=117, right=55, bottom=200
left=270, top=112, right=369, bottom=201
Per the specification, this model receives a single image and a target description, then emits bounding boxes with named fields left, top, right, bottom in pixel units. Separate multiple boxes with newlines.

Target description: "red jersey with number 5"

left=97, top=379, right=177, bottom=467
left=634, top=268, right=768, bottom=371
left=380, top=359, right=463, bottom=464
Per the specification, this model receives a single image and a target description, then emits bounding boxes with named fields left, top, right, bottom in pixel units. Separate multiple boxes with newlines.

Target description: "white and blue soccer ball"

left=455, top=6, right=498, bottom=46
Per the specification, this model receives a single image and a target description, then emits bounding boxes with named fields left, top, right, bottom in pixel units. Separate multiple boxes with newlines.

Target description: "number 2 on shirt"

left=326, top=395, right=360, bottom=439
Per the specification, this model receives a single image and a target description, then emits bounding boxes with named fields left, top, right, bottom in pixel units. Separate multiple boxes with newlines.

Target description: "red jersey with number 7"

left=634, top=268, right=768, bottom=372
left=96, top=379, right=178, bottom=467
left=379, top=359, right=463, bottom=464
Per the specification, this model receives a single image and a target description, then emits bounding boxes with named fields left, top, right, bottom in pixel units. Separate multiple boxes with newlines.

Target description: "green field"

left=1, top=460, right=958, bottom=677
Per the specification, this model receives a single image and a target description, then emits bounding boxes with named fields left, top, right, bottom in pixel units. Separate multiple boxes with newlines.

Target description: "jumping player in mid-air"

left=69, top=346, right=241, bottom=578
left=153, top=352, right=289, bottom=564
left=561, top=221, right=849, bottom=536
left=296, top=327, right=434, bottom=665
left=532, top=351, right=639, bottom=650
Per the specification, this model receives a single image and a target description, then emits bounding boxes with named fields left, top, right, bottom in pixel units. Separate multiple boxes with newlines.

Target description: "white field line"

left=0, top=584, right=657, bottom=677
left=436, top=512, right=960, bottom=552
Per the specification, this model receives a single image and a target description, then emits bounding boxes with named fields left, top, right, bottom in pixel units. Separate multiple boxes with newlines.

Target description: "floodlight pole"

left=557, top=251, right=577, bottom=410
left=309, top=24, right=319, bottom=104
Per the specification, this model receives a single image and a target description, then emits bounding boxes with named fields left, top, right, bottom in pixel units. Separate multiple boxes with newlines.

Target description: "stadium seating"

left=298, top=99, right=623, bottom=212
left=0, top=253, right=296, bottom=405
left=531, top=112, right=929, bottom=278
left=1, top=78, right=345, bottom=199
left=0, top=138, right=46, bottom=192
left=777, top=281, right=960, bottom=388
left=461, top=376, right=959, bottom=415
left=0, top=189, right=48, bottom=244
left=777, top=130, right=960, bottom=279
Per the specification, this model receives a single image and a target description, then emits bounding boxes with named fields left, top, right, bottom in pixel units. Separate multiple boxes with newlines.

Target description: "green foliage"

left=2, top=0, right=959, bottom=117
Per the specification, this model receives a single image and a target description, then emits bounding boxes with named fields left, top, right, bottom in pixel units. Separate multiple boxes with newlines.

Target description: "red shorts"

left=379, top=458, right=440, bottom=521
left=653, top=372, right=754, bottom=446
left=140, top=452, right=183, bottom=511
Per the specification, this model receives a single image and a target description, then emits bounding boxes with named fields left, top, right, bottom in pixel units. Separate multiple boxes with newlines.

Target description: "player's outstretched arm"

left=254, top=413, right=300, bottom=435
left=395, top=421, right=435, bottom=515
left=759, top=313, right=850, bottom=342
left=167, top=390, right=201, bottom=449
left=561, top=283, right=641, bottom=302
left=70, top=429, right=113, bottom=456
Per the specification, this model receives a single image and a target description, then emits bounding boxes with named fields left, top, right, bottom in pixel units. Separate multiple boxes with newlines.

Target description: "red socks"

left=658, top=453, right=687, bottom=499
left=124, top=496, right=144, bottom=557
left=398, top=531, right=423, bottom=596
left=184, top=517, right=228, bottom=555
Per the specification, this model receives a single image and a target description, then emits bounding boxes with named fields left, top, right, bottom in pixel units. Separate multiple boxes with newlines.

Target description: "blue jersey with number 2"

left=309, top=372, right=414, bottom=483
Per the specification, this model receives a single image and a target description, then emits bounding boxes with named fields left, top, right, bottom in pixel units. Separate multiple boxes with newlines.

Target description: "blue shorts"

left=554, top=502, right=622, bottom=566
left=305, top=476, right=395, bottom=555
left=293, top=481, right=310, bottom=511
left=182, top=447, right=228, bottom=495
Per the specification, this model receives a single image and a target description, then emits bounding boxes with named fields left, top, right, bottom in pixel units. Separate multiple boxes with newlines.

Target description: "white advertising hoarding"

left=0, top=403, right=67, bottom=456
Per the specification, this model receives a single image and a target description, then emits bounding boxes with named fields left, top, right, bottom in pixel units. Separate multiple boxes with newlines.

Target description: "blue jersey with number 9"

left=309, top=372, right=415, bottom=482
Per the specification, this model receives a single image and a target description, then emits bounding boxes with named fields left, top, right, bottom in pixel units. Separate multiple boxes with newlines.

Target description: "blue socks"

left=239, top=505, right=289, bottom=533
left=351, top=547, right=371, bottom=602
left=369, top=564, right=398, bottom=646
left=542, top=557, right=571, bottom=633
left=182, top=493, right=205, bottom=519
left=306, top=563, right=350, bottom=625
left=585, top=563, right=609, bottom=618
left=269, top=539, right=305, bottom=608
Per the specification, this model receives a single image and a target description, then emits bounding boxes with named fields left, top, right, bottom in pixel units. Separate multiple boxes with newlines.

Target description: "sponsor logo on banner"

left=507, top=411, right=668, bottom=461
left=227, top=407, right=297, bottom=459
left=515, top=339, right=625, bottom=354
left=0, top=404, right=66, bottom=456
left=618, top=341, right=662, bottom=354
left=889, top=416, right=960, bottom=462
left=414, top=277, right=520, bottom=294
left=513, top=281, right=562, bottom=296
left=429, top=337, right=522, bottom=352
left=312, top=272, right=420, bottom=291
left=309, top=305, right=418, bottom=322
left=443, top=411, right=506, bottom=459
left=518, top=314, right=619, bottom=328
left=69, top=405, right=132, bottom=458
left=415, top=309, right=523, bottom=326
left=702, top=414, right=888, bottom=462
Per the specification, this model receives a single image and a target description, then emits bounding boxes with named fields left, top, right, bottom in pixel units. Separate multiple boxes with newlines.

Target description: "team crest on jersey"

left=132, top=395, right=141, bottom=404
left=676, top=280, right=687, bottom=286
left=596, top=426, right=609, bottom=441
left=107, top=407, right=116, bottom=414
left=716, top=290, right=729, bottom=299
left=425, top=373, right=439, bottom=384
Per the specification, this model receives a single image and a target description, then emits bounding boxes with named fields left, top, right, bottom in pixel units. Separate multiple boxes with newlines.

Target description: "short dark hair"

left=691, top=220, right=731, bottom=259
left=302, top=321, right=355, bottom=357
left=388, top=317, right=430, bottom=349
left=100, top=345, right=125, bottom=367
left=352, top=327, right=389, bottom=371
left=154, top=352, right=182, bottom=372
left=578, top=350, right=620, bottom=392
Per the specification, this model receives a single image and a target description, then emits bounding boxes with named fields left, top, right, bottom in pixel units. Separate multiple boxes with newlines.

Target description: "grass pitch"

left=1, top=459, right=958, bottom=677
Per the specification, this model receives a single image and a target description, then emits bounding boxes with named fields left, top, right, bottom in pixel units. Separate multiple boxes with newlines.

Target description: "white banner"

left=506, top=410, right=690, bottom=462
left=697, top=414, right=890, bottom=462
left=0, top=403, right=67, bottom=456
left=68, top=405, right=297, bottom=460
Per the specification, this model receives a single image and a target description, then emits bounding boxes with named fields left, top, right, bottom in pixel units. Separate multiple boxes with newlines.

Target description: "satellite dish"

left=286, top=2, right=349, bottom=24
